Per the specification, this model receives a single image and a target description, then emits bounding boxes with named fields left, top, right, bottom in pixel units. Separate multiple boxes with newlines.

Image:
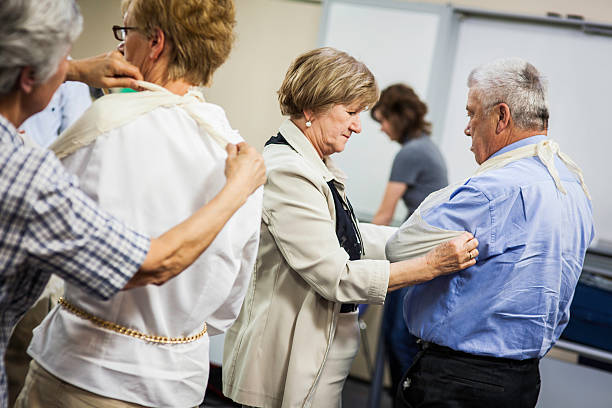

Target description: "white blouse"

left=28, top=89, right=262, bottom=408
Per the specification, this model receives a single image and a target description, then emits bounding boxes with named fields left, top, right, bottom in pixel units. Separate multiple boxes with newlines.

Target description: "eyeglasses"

left=112, top=25, right=139, bottom=41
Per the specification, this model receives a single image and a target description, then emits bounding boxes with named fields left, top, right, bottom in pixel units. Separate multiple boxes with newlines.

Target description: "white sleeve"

left=358, top=222, right=397, bottom=260
left=206, top=188, right=263, bottom=335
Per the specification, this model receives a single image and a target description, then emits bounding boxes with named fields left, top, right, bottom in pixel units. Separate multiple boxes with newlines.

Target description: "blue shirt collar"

left=490, top=135, right=547, bottom=159
left=0, top=114, right=23, bottom=146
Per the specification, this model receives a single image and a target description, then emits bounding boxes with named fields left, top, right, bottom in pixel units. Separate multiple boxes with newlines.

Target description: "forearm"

left=65, top=59, right=83, bottom=83
left=371, top=210, right=393, bottom=226
left=388, top=256, right=435, bottom=292
left=124, top=183, right=250, bottom=289
left=373, top=182, right=405, bottom=225
left=387, top=232, right=478, bottom=291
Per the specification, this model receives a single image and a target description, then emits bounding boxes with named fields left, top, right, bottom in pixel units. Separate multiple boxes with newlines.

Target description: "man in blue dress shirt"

left=390, top=58, right=594, bottom=407
left=19, top=80, right=91, bottom=148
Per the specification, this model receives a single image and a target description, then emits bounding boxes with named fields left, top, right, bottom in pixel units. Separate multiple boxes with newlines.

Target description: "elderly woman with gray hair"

left=14, top=0, right=265, bottom=407
left=222, top=47, right=479, bottom=408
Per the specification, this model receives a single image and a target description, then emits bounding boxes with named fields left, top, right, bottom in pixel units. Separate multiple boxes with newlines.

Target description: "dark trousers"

left=382, top=287, right=419, bottom=403
left=396, top=342, right=541, bottom=408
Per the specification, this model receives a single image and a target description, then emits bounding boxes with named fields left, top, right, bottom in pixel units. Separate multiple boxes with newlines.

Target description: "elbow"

left=372, top=211, right=393, bottom=226
left=385, top=239, right=397, bottom=263
left=142, top=238, right=189, bottom=286
left=137, top=256, right=184, bottom=288
left=381, top=212, right=394, bottom=226
left=385, top=237, right=408, bottom=263
left=151, top=256, right=184, bottom=286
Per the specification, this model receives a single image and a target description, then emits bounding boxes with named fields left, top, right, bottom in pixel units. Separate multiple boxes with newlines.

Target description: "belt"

left=340, top=303, right=358, bottom=313
left=58, top=297, right=207, bottom=344
left=418, top=339, right=539, bottom=365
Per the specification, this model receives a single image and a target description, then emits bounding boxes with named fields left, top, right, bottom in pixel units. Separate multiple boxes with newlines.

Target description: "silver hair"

left=0, top=0, right=83, bottom=96
left=467, top=57, right=549, bottom=131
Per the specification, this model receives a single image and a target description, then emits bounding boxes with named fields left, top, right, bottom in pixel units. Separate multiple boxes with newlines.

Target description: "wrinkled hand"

left=425, top=232, right=479, bottom=277
left=225, top=142, right=266, bottom=199
left=66, top=50, right=143, bottom=90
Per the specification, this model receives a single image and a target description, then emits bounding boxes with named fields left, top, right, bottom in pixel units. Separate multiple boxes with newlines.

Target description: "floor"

left=201, top=376, right=393, bottom=407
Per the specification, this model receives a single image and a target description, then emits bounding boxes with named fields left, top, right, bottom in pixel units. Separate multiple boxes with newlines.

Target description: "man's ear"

left=496, top=103, right=511, bottom=134
left=18, top=67, right=36, bottom=94
left=148, top=27, right=165, bottom=60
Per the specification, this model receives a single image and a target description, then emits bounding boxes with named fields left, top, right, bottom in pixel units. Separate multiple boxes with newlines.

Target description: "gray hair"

left=467, top=57, right=549, bottom=131
left=0, top=0, right=83, bottom=96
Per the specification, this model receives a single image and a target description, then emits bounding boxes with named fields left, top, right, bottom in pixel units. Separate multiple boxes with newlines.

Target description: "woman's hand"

left=66, top=51, right=144, bottom=90
left=388, top=232, right=478, bottom=291
left=224, top=142, right=266, bottom=201
left=425, top=232, right=478, bottom=277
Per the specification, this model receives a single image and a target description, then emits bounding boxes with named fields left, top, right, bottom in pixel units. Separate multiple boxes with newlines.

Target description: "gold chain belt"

left=58, top=297, right=207, bottom=345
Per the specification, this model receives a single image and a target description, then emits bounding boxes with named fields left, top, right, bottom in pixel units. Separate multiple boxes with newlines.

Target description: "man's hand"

left=66, top=51, right=143, bottom=90
left=224, top=142, right=266, bottom=201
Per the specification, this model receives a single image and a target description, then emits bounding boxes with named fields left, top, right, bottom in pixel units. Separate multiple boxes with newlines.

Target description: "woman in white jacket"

left=223, top=47, right=478, bottom=408
left=18, top=1, right=262, bottom=407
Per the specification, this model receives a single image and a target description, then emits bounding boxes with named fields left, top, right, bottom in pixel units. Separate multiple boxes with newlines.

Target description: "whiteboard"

left=438, top=15, right=612, bottom=245
left=320, top=0, right=443, bottom=223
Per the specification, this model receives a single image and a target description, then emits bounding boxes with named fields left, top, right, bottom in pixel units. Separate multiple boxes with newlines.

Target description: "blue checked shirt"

left=0, top=114, right=149, bottom=407
left=403, top=136, right=594, bottom=360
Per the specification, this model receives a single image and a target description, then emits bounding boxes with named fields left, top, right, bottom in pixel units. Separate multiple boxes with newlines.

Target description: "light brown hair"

left=278, top=47, right=379, bottom=117
left=121, top=0, right=235, bottom=85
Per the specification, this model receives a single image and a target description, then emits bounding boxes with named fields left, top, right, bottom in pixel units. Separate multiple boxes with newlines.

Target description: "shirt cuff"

left=364, top=259, right=390, bottom=304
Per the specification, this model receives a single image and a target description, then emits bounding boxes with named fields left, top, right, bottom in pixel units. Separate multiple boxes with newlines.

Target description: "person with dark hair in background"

left=371, top=84, right=447, bottom=225
left=370, top=84, right=448, bottom=401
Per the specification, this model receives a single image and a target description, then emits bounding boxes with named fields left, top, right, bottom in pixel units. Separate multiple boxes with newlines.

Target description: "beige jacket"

left=223, top=119, right=393, bottom=408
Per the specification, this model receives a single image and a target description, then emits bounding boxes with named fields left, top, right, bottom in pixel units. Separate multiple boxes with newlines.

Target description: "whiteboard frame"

left=319, top=0, right=458, bottom=144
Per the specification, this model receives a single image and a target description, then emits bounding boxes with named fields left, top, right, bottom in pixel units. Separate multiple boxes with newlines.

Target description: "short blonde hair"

left=278, top=47, right=379, bottom=117
left=121, top=0, right=235, bottom=86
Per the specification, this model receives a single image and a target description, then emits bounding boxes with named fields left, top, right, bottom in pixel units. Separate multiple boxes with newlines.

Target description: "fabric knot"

left=536, top=140, right=567, bottom=195
left=535, top=139, right=591, bottom=200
